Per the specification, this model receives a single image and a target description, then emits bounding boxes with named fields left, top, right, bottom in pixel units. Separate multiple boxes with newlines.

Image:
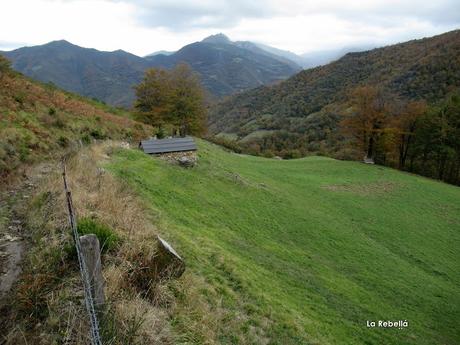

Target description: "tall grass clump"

left=77, top=217, right=120, bottom=253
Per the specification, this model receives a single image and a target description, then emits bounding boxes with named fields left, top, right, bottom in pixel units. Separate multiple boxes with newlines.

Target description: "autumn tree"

left=134, top=63, right=207, bottom=137
left=169, top=63, right=207, bottom=136
left=134, top=68, right=171, bottom=133
left=340, top=86, right=389, bottom=161
left=391, top=100, right=427, bottom=169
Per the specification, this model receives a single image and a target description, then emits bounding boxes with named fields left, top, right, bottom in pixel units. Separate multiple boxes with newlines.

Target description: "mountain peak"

left=42, top=40, right=81, bottom=50
left=202, top=33, right=231, bottom=44
left=47, top=39, right=74, bottom=46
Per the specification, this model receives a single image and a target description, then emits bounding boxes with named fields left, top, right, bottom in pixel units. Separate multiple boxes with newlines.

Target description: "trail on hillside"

left=0, top=163, right=54, bottom=298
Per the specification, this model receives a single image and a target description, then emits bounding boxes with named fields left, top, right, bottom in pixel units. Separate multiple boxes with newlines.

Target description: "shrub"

left=207, top=136, right=243, bottom=153
left=333, top=147, right=361, bottom=161
left=262, top=151, right=275, bottom=158
left=81, top=134, right=91, bottom=145
left=14, top=93, right=25, bottom=105
left=57, top=136, right=69, bottom=147
left=53, top=116, right=66, bottom=128
left=77, top=217, right=120, bottom=253
left=90, top=128, right=107, bottom=140
left=156, top=127, right=166, bottom=139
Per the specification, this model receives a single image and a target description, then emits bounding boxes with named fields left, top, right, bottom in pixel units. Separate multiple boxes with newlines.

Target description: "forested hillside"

left=209, top=30, right=460, bottom=184
left=210, top=30, right=459, bottom=137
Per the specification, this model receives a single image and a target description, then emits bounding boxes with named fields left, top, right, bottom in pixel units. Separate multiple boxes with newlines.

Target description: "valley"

left=0, top=10, right=459, bottom=345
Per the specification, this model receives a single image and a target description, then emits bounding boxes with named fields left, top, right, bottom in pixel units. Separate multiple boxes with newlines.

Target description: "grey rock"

left=178, top=156, right=195, bottom=168
left=155, top=236, right=185, bottom=279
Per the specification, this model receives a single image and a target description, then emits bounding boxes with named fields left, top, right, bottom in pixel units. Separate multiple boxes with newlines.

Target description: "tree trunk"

left=398, top=135, right=405, bottom=169
left=367, top=136, right=374, bottom=159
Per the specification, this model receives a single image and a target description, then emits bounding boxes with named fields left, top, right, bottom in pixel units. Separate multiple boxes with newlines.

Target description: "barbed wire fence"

left=62, top=159, right=103, bottom=345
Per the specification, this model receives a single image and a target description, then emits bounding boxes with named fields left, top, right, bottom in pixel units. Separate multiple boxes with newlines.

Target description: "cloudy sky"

left=1, top=0, right=459, bottom=56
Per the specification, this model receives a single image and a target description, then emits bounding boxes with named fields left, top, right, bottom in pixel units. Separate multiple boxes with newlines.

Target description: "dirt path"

left=0, top=163, right=54, bottom=299
left=0, top=191, right=26, bottom=298
left=0, top=241, right=23, bottom=294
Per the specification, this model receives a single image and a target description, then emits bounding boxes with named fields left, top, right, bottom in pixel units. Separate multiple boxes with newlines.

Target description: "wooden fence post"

left=80, top=234, right=105, bottom=306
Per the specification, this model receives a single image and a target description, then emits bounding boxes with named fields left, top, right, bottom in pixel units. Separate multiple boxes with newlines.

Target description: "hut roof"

left=139, top=137, right=197, bottom=154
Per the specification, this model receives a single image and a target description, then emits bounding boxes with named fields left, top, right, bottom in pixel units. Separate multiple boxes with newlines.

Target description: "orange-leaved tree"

left=134, top=68, right=172, bottom=134
left=340, top=85, right=390, bottom=161
left=391, top=100, right=427, bottom=169
left=134, top=63, right=207, bottom=137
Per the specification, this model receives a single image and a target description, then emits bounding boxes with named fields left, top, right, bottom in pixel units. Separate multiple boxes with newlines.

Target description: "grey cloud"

left=289, top=0, right=460, bottom=26
left=110, top=0, right=276, bottom=30
left=372, top=1, right=460, bottom=25
left=346, top=4, right=459, bottom=27
left=86, top=0, right=460, bottom=31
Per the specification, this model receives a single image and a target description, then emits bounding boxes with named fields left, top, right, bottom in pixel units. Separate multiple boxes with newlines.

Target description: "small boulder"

left=155, top=236, right=185, bottom=279
left=178, top=156, right=195, bottom=168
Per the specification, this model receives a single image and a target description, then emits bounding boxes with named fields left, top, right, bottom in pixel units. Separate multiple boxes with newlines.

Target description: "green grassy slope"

left=108, top=140, right=460, bottom=345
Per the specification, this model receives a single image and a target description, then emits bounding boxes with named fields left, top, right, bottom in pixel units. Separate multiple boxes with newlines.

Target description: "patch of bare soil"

left=322, top=181, right=400, bottom=196
left=0, top=195, right=25, bottom=299
left=0, top=163, right=55, bottom=299
left=0, top=241, right=23, bottom=295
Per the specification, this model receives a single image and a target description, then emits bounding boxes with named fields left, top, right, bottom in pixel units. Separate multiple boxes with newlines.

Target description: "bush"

left=333, top=147, right=361, bottom=161
left=156, top=127, right=166, bottom=139
left=57, top=136, right=69, bottom=147
left=77, top=218, right=120, bottom=253
left=53, top=116, right=66, bottom=128
left=90, top=128, right=107, bottom=140
left=207, top=136, right=243, bottom=153
left=81, top=134, right=91, bottom=145
left=14, top=93, right=25, bottom=105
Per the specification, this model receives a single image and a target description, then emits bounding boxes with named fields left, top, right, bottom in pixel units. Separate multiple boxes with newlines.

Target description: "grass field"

left=107, top=140, right=460, bottom=345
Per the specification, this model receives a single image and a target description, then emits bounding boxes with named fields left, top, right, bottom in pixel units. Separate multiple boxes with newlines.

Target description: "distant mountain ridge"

left=300, top=45, right=376, bottom=68
left=1, top=35, right=302, bottom=107
left=251, top=41, right=374, bottom=68
left=145, top=33, right=302, bottom=98
left=145, top=50, right=175, bottom=57
left=2, top=40, right=150, bottom=107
